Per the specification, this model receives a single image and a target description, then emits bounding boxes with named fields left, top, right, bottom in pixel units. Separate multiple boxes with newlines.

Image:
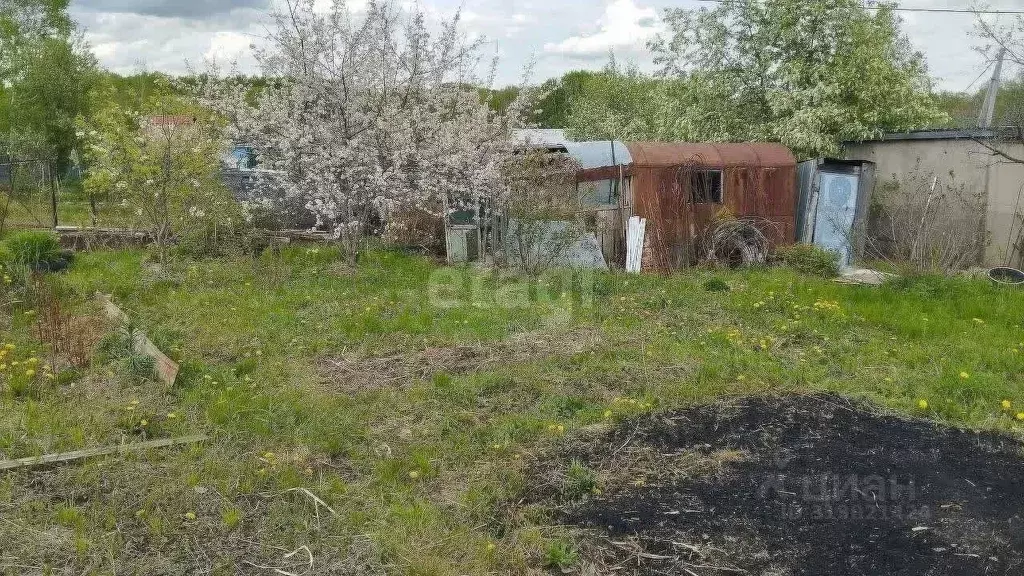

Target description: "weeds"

left=775, top=243, right=841, bottom=277
left=544, top=540, right=579, bottom=569
left=562, top=459, right=598, bottom=500
left=703, top=277, right=731, bottom=292
left=3, top=247, right=1024, bottom=574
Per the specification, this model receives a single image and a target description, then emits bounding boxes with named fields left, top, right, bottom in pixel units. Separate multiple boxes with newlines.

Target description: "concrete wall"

left=844, top=138, right=1024, bottom=267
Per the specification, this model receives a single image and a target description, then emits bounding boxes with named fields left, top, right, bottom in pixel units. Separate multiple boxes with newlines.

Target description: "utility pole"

left=979, top=47, right=1007, bottom=128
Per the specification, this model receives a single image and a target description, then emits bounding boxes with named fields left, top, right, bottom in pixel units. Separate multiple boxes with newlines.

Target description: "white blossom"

left=201, top=0, right=531, bottom=261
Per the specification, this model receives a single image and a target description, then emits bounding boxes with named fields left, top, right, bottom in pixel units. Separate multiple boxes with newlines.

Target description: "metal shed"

left=625, top=142, right=798, bottom=272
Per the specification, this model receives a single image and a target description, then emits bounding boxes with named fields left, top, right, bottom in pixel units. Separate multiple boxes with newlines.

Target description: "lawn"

left=2, top=245, right=1024, bottom=574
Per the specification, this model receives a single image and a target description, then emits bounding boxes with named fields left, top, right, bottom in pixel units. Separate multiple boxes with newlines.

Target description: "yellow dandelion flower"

left=917, top=399, right=929, bottom=410
left=486, top=542, right=496, bottom=551
left=959, top=372, right=970, bottom=380
left=408, top=470, right=420, bottom=479
left=185, top=512, right=196, bottom=521
left=24, top=369, right=34, bottom=377
left=1017, top=413, right=1024, bottom=421
left=603, top=410, right=612, bottom=419
left=1002, top=400, right=1013, bottom=410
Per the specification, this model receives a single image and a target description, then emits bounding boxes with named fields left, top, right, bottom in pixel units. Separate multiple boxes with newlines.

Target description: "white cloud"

left=69, top=0, right=1020, bottom=91
left=205, top=31, right=253, bottom=63
left=543, top=0, right=662, bottom=58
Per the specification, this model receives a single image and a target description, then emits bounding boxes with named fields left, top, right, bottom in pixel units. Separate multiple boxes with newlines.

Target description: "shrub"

left=0, top=230, right=68, bottom=272
left=775, top=244, right=840, bottom=278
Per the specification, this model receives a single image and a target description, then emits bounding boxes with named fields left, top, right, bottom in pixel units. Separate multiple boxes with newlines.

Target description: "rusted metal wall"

left=627, top=142, right=798, bottom=273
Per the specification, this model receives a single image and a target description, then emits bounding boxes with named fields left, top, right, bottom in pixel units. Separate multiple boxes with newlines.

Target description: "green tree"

left=0, top=0, right=95, bottom=168
left=565, top=62, right=745, bottom=143
left=577, top=0, right=945, bottom=157
left=532, top=70, right=603, bottom=129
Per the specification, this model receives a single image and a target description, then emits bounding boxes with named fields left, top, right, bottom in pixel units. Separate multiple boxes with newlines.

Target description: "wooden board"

left=96, top=293, right=179, bottom=386
left=0, top=435, right=208, bottom=471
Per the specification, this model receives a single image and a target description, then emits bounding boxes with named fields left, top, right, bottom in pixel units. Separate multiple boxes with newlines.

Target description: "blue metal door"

left=813, top=172, right=859, bottom=266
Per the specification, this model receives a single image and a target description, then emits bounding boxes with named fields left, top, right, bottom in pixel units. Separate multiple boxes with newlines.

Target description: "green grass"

left=2, top=246, right=1024, bottom=574
left=1, top=197, right=137, bottom=230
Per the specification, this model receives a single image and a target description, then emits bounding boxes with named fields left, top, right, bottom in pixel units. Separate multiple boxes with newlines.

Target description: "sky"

left=69, top=0, right=1024, bottom=93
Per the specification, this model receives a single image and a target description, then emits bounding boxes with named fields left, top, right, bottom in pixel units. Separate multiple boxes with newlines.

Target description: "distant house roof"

left=844, top=127, right=1015, bottom=143
left=512, top=129, right=570, bottom=150
left=627, top=142, right=796, bottom=169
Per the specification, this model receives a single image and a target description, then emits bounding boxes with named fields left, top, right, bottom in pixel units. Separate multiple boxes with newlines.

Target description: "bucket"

left=988, top=267, right=1024, bottom=286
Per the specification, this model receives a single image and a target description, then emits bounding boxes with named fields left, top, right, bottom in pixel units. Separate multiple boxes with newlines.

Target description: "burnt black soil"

left=551, top=394, right=1024, bottom=575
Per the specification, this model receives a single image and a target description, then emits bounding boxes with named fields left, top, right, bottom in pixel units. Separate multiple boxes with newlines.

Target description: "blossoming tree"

left=204, top=0, right=523, bottom=263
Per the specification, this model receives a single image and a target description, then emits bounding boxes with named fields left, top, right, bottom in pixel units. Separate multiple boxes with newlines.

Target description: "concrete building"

left=844, top=129, right=1024, bottom=267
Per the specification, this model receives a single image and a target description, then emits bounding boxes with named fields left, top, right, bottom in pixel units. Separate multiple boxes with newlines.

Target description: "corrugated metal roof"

left=512, top=129, right=570, bottom=149
left=626, top=142, right=796, bottom=168
left=565, top=140, right=632, bottom=170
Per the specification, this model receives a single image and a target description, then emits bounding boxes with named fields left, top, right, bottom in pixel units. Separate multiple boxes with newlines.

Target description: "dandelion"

left=25, top=369, right=35, bottom=377
left=486, top=542, right=496, bottom=551
left=917, top=399, right=929, bottom=410
left=167, top=412, right=177, bottom=419
left=408, top=470, right=420, bottom=479
left=140, top=419, right=149, bottom=426
left=959, top=372, right=970, bottom=380
left=603, top=410, right=612, bottom=419
left=1002, top=400, right=1013, bottom=410
left=185, top=512, right=196, bottom=521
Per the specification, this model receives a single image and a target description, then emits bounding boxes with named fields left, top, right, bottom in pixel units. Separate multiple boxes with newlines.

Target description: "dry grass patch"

left=317, top=328, right=603, bottom=393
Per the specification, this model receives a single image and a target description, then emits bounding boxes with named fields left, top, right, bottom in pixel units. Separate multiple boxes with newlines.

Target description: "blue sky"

left=70, top=0, right=1023, bottom=91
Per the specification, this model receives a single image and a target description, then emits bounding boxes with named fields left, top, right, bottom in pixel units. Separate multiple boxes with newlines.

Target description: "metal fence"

left=0, top=159, right=59, bottom=235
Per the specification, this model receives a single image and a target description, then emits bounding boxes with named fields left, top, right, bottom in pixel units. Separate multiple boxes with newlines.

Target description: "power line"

left=692, top=0, right=1024, bottom=16
left=963, top=60, right=995, bottom=93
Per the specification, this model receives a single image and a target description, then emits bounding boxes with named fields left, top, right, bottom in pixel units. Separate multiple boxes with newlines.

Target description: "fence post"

left=49, top=162, right=58, bottom=228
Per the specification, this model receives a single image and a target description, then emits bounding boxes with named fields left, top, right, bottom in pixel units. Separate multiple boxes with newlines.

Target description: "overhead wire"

left=691, top=0, right=1024, bottom=16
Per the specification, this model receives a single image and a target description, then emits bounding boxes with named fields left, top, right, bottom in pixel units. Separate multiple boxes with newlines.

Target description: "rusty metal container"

left=625, top=142, right=798, bottom=273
